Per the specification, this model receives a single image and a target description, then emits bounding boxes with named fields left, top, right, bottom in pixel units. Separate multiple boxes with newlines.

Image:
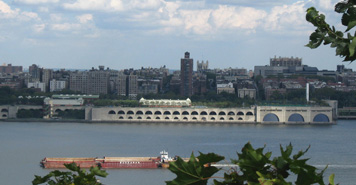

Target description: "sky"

left=0, top=0, right=352, bottom=71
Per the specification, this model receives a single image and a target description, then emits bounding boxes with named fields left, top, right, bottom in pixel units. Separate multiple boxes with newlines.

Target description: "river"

left=0, top=120, right=355, bottom=185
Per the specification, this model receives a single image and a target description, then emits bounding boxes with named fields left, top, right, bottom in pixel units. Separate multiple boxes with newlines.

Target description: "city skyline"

left=0, top=0, right=352, bottom=71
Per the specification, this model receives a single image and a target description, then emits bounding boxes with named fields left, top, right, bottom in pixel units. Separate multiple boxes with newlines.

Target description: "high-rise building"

left=117, top=75, right=127, bottom=96
left=127, top=74, right=138, bottom=98
left=42, top=69, right=53, bottom=92
left=69, top=66, right=110, bottom=94
left=50, top=79, right=66, bottom=92
left=180, top=52, right=193, bottom=97
left=29, top=64, right=41, bottom=81
left=0, top=64, right=23, bottom=74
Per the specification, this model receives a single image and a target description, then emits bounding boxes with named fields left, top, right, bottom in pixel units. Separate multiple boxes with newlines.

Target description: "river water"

left=0, top=120, right=355, bottom=185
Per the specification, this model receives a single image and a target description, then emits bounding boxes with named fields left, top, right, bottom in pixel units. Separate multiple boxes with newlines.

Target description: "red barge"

left=41, top=151, right=173, bottom=169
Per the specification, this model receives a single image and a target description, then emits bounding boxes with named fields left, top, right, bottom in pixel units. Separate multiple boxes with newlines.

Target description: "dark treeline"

left=0, top=86, right=355, bottom=108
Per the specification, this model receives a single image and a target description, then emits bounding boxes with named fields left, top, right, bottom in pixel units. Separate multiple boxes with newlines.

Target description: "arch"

left=119, top=116, right=124, bottom=119
left=164, top=111, right=171, bottom=115
left=237, top=111, right=244, bottom=115
left=173, top=111, right=180, bottom=115
left=209, top=111, right=217, bottom=115
left=200, top=111, right=208, bottom=115
left=219, top=111, right=226, bottom=115
left=1, top=109, right=8, bottom=113
left=136, top=111, right=143, bottom=115
left=118, top=110, right=125, bottom=115
left=229, top=117, right=234, bottom=120
left=108, top=110, right=116, bottom=114
left=220, top=117, right=225, bottom=120
left=55, top=109, right=62, bottom=113
left=238, top=117, right=243, bottom=120
left=313, top=114, right=329, bottom=122
left=211, top=117, right=216, bottom=120
left=137, top=116, right=142, bottom=119
left=288, top=113, right=304, bottom=122
left=145, top=111, right=152, bottom=115
left=183, top=117, right=188, bottom=120
left=128, top=116, right=133, bottom=119
left=2, top=114, right=7, bottom=118
left=174, top=117, right=179, bottom=120
left=165, top=117, right=170, bottom=120
left=192, top=117, right=197, bottom=120
left=155, top=111, right=162, bottom=115
left=201, top=117, right=207, bottom=121
left=228, top=111, right=235, bottom=115
left=191, top=111, right=198, bottom=115
left=182, top=111, right=189, bottom=115
left=127, top=110, right=134, bottom=115
left=246, top=111, right=253, bottom=116
left=263, top=113, right=279, bottom=122
left=147, top=116, right=151, bottom=119
left=156, top=117, right=160, bottom=120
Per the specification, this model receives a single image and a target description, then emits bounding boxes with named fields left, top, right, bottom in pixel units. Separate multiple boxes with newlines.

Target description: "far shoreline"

left=0, top=118, right=337, bottom=125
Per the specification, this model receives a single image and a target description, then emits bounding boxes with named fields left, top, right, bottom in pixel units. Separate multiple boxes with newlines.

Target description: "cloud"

left=0, top=0, right=17, bottom=18
left=77, top=14, right=93, bottom=24
left=264, top=1, right=308, bottom=32
left=33, top=23, right=46, bottom=33
left=62, top=0, right=124, bottom=12
left=51, top=23, right=81, bottom=31
left=318, top=0, right=335, bottom=10
left=211, top=5, right=266, bottom=30
left=0, top=0, right=39, bottom=21
left=14, top=0, right=59, bottom=4
left=50, top=14, right=62, bottom=22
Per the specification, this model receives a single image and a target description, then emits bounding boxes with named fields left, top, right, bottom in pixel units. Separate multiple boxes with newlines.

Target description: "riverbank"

left=0, top=118, right=337, bottom=125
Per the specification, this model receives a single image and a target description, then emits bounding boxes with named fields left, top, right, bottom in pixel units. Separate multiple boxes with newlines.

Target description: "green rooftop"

left=52, top=94, right=100, bottom=99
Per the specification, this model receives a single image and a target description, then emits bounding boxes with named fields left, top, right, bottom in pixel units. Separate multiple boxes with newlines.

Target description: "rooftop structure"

left=270, top=56, right=302, bottom=67
left=52, top=94, right=99, bottom=99
left=139, top=98, right=192, bottom=107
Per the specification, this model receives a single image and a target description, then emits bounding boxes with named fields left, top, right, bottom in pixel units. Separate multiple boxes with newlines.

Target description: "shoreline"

left=0, top=118, right=337, bottom=125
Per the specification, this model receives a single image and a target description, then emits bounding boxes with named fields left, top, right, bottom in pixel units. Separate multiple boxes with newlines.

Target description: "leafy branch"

left=166, top=143, right=336, bottom=185
left=306, top=0, right=356, bottom=62
left=32, top=162, right=108, bottom=185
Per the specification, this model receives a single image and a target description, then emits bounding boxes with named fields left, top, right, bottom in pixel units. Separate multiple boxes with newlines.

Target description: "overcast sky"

left=0, top=0, right=351, bottom=71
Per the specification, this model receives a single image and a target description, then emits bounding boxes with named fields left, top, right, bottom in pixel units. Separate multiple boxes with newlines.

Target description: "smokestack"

left=306, top=83, right=309, bottom=102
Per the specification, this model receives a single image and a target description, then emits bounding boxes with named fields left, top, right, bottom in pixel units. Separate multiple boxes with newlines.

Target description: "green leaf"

left=90, top=166, right=108, bottom=177
left=197, top=152, right=225, bottom=166
left=64, top=162, right=80, bottom=172
left=335, top=2, right=349, bottom=13
left=293, top=145, right=310, bottom=160
left=329, top=173, right=335, bottom=185
left=166, top=152, right=220, bottom=185
left=346, top=20, right=356, bottom=32
left=349, top=37, right=356, bottom=56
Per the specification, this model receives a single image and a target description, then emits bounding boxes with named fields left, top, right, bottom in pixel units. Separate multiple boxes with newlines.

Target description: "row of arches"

left=117, top=116, right=245, bottom=121
left=263, top=113, right=330, bottom=122
left=108, top=110, right=254, bottom=116
left=1, top=109, right=8, bottom=118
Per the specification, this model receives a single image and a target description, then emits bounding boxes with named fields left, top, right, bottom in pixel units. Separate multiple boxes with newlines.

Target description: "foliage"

left=306, top=1, right=356, bottom=62
left=17, top=109, right=44, bottom=118
left=32, top=162, right=108, bottom=185
left=56, top=110, right=85, bottom=119
left=167, top=143, right=335, bottom=185
left=93, top=99, right=139, bottom=107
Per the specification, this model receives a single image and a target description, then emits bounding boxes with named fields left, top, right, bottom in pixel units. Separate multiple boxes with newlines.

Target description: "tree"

left=167, top=143, right=336, bottom=185
left=32, top=162, right=108, bottom=185
left=306, top=0, right=356, bottom=62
